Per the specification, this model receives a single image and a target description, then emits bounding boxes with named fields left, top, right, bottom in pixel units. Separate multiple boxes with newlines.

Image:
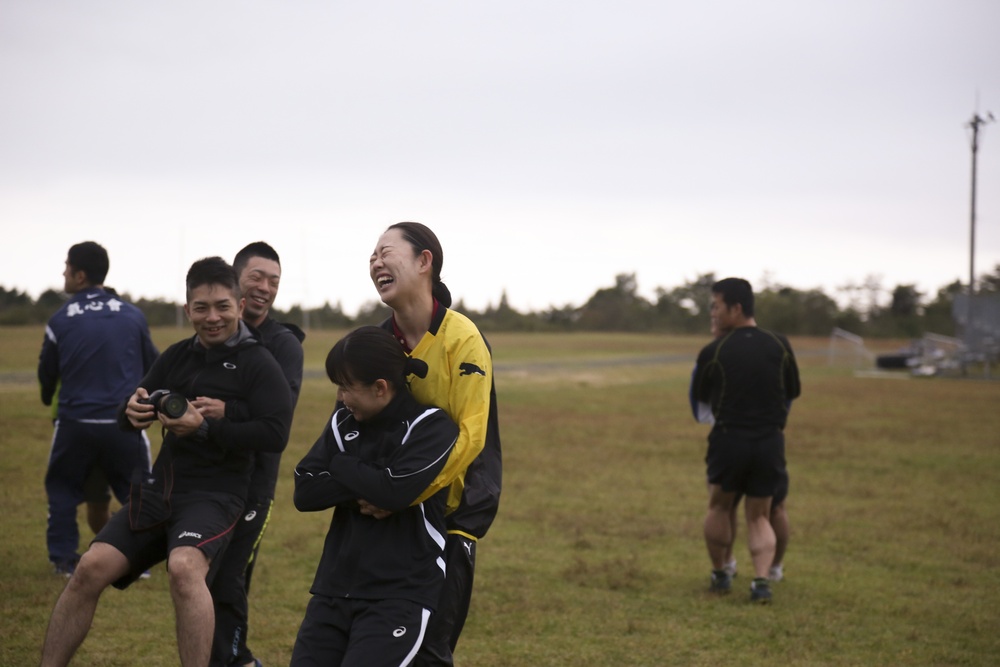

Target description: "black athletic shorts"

left=705, top=428, right=785, bottom=498
left=733, top=467, right=790, bottom=507
left=83, top=466, right=112, bottom=504
left=94, top=490, right=244, bottom=589
left=291, top=596, right=430, bottom=667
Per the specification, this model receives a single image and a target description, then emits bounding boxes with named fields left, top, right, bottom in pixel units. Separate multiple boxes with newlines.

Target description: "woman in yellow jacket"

left=368, top=221, right=502, bottom=667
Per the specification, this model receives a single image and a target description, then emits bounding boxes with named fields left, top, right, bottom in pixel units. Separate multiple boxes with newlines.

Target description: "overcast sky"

left=2, top=0, right=999, bottom=316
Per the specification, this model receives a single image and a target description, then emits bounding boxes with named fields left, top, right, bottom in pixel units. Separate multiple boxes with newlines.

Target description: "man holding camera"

left=40, top=257, right=293, bottom=667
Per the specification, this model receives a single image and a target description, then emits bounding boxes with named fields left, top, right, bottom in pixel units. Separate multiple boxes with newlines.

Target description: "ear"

left=183, top=303, right=192, bottom=322
left=417, top=249, right=434, bottom=275
left=70, top=268, right=89, bottom=290
left=238, top=297, right=246, bottom=318
left=373, top=378, right=390, bottom=398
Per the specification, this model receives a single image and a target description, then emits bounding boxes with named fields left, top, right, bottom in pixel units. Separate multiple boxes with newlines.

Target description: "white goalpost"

left=827, top=327, right=873, bottom=369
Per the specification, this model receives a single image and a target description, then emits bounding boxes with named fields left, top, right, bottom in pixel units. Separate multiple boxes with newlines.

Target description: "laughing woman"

left=290, top=326, right=458, bottom=667
left=369, top=221, right=502, bottom=667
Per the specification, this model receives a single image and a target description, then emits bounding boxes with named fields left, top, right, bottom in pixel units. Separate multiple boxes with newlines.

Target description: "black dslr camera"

left=138, top=389, right=188, bottom=419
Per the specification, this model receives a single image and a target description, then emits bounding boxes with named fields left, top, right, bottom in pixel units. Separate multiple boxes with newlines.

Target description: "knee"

left=168, top=549, right=209, bottom=592
left=71, top=549, right=120, bottom=594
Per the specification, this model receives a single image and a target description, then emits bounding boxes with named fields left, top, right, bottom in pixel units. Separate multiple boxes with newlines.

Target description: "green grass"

left=2, top=326, right=999, bottom=666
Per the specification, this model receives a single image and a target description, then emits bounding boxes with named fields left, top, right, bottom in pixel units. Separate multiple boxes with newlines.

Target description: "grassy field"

left=2, top=326, right=999, bottom=666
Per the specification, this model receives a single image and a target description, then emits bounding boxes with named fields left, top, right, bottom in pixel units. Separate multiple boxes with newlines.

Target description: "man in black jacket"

left=206, top=242, right=305, bottom=667
left=40, top=257, right=293, bottom=667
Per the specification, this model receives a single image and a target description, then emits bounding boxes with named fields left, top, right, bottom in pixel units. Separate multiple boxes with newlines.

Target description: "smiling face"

left=184, top=283, right=244, bottom=347
left=370, top=228, right=432, bottom=308
left=337, top=379, right=390, bottom=422
left=238, top=256, right=281, bottom=328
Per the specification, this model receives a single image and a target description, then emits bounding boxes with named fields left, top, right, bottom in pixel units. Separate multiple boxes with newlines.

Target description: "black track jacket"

left=118, top=324, right=293, bottom=499
left=293, top=391, right=458, bottom=609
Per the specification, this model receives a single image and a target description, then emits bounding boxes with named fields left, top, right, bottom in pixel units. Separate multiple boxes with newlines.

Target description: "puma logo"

left=459, top=363, right=486, bottom=377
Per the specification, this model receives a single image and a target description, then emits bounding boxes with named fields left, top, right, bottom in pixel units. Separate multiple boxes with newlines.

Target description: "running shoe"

left=710, top=569, right=732, bottom=593
left=750, top=577, right=772, bottom=604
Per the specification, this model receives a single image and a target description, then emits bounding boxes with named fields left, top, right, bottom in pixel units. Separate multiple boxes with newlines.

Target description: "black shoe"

left=750, top=577, right=772, bottom=604
left=710, top=569, right=732, bottom=594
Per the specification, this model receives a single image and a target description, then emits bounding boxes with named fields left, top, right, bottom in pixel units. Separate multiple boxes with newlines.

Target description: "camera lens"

left=160, top=393, right=188, bottom=419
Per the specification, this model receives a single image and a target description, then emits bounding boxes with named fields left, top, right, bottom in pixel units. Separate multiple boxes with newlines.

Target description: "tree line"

left=3, top=266, right=999, bottom=339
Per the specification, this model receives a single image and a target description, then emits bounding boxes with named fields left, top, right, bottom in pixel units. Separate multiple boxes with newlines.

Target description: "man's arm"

left=269, top=323, right=305, bottom=408
left=38, top=328, right=60, bottom=406
left=689, top=364, right=715, bottom=424
left=780, top=335, right=802, bottom=402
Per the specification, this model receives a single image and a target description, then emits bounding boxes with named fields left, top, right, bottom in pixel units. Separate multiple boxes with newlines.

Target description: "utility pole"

left=965, top=108, right=995, bottom=348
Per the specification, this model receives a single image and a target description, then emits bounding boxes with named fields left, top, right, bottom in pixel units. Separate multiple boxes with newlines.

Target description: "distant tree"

left=540, top=303, right=580, bottom=330
left=923, top=280, right=962, bottom=336
left=756, top=286, right=838, bottom=335
left=979, top=264, right=1000, bottom=293
left=889, top=284, right=921, bottom=317
left=886, top=284, right=923, bottom=337
left=37, top=289, right=65, bottom=311
left=0, top=286, right=39, bottom=324
left=353, top=300, right=392, bottom=327
left=577, top=273, right=653, bottom=331
left=308, top=301, right=356, bottom=329
left=133, top=297, right=182, bottom=327
left=0, top=286, right=33, bottom=308
left=654, top=272, right=716, bottom=333
left=476, top=290, right=540, bottom=331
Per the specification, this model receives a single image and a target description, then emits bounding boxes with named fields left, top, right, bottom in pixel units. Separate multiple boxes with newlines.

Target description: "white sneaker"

left=768, top=564, right=783, bottom=582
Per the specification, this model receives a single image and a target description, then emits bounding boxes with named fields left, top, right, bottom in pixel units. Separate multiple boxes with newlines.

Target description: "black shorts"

left=734, top=467, right=790, bottom=507
left=94, top=490, right=244, bottom=589
left=83, top=467, right=112, bottom=504
left=291, top=596, right=430, bottom=667
left=706, top=428, right=785, bottom=498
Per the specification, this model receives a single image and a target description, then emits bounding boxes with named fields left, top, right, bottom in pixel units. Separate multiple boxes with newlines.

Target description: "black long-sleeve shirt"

left=691, top=326, right=801, bottom=435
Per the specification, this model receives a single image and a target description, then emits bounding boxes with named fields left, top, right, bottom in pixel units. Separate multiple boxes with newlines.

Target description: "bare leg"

left=744, top=496, right=776, bottom=579
left=723, top=500, right=740, bottom=573
left=168, top=546, right=214, bottom=667
left=770, top=500, right=789, bottom=577
left=704, top=485, right=736, bottom=570
left=41, top=543, right=130, bottom=667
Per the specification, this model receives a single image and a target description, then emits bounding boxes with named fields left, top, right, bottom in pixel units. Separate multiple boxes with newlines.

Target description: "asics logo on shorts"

left=244, top=511, right=257, bottom=521
left=223, top=362, right=237, bottom=370
left=178, top=531, right=202, bottom=540
left=393, top=627, right=407, bottom=638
